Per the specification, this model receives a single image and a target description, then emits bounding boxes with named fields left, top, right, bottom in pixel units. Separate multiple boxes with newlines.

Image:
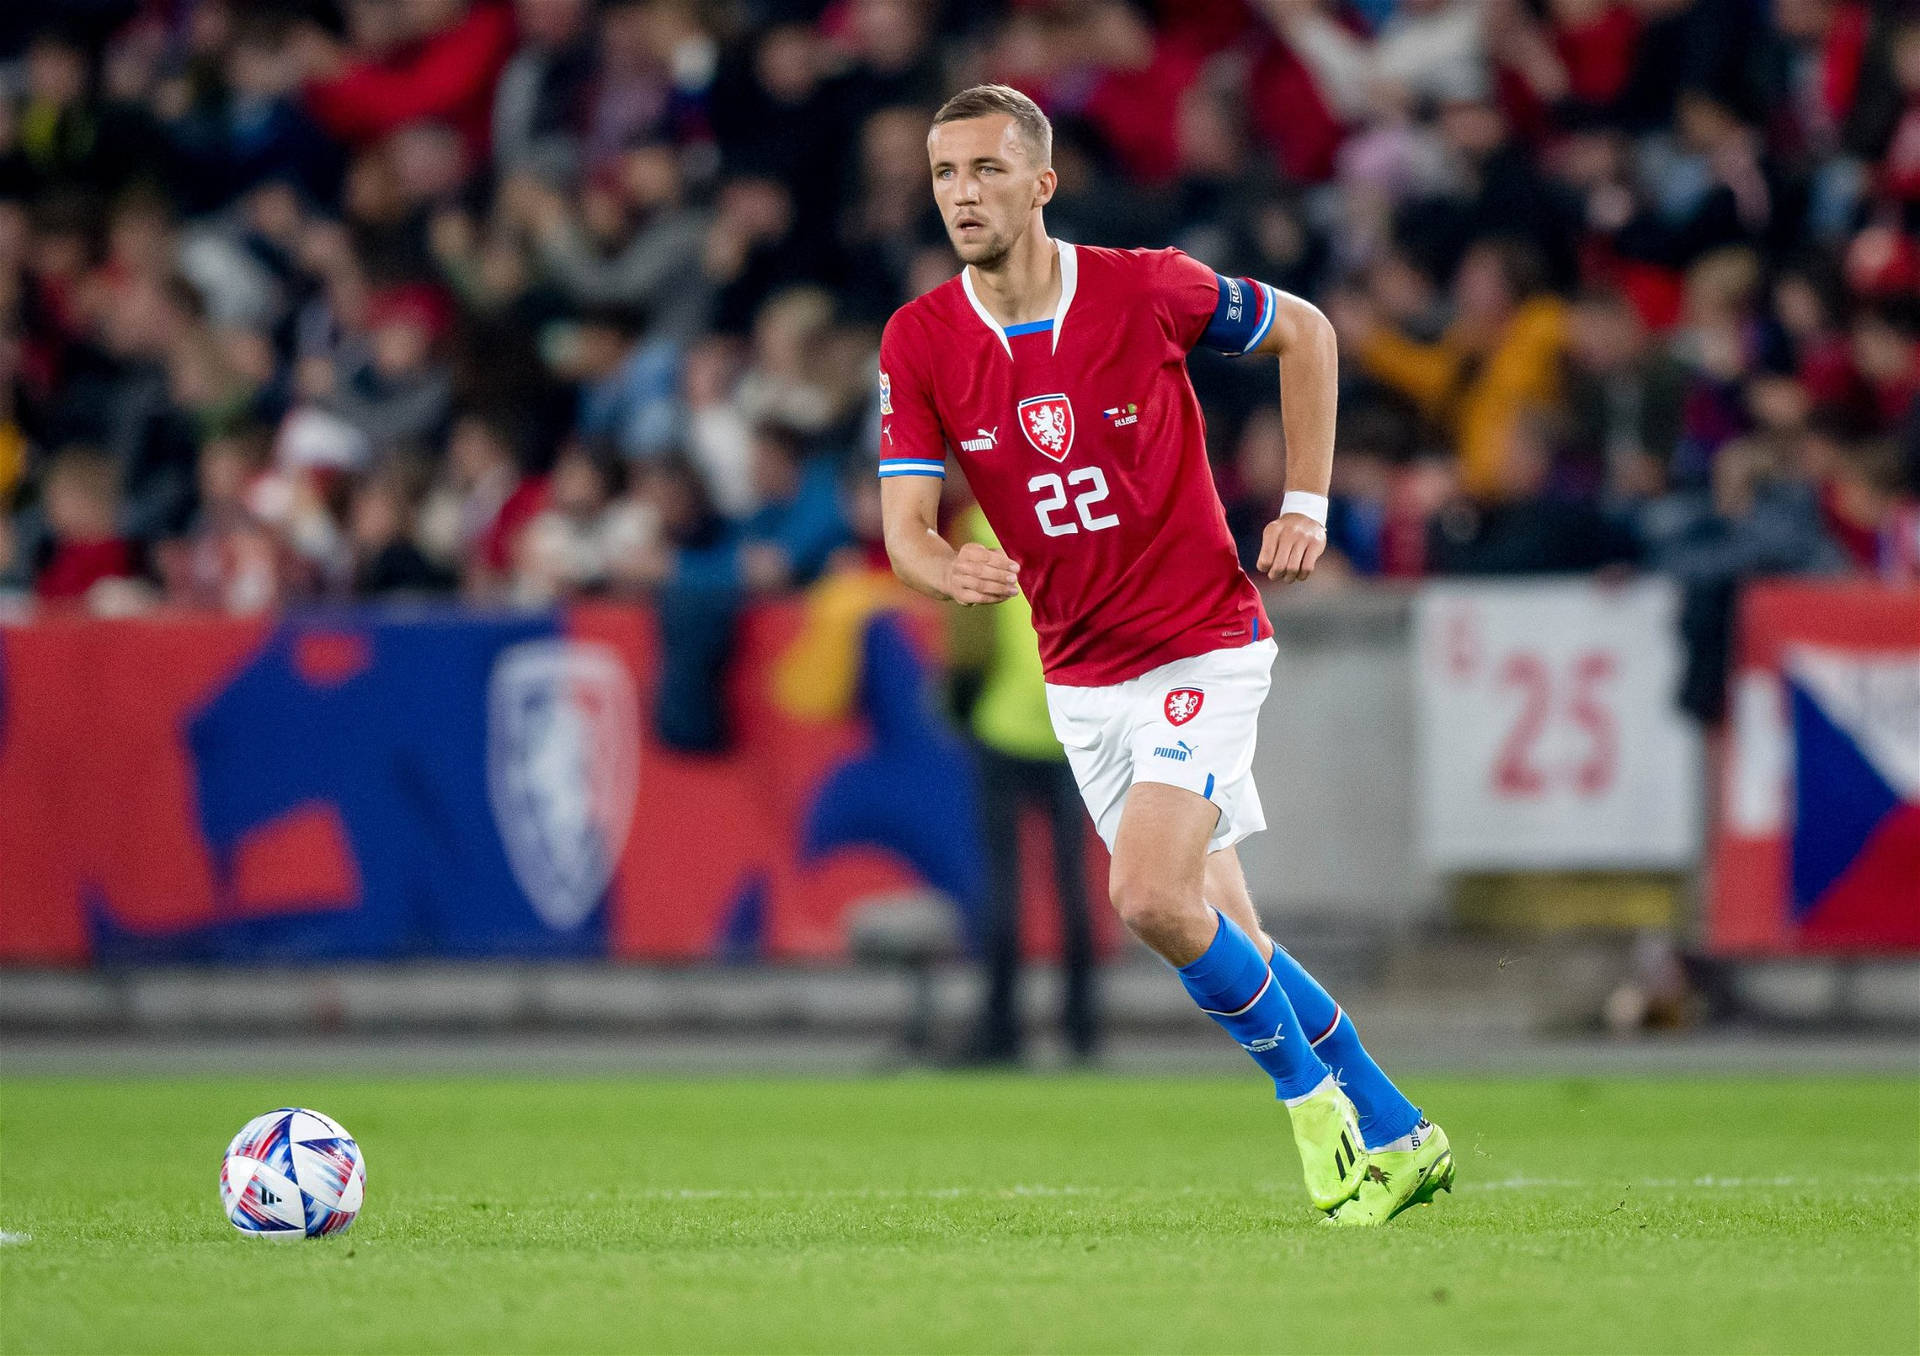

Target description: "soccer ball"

left=220, top=1108, right=366, bottom=1239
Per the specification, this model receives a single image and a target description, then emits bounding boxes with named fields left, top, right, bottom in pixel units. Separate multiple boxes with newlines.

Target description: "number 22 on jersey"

left=1029, top=466, right=1119, bottom=537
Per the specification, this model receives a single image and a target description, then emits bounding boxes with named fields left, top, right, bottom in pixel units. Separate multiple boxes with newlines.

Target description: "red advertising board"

left=0, top=596, right=1113, bottom=966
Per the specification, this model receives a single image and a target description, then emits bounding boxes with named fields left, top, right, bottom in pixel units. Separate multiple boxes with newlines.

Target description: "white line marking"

left=629, top=1185, right=1108, bottom=1202
left=563, top=1174, right=1920, bottom=1205
left=0, top=1231, right=31, bottom=1245
left=1467, top=1173, right=1920, bottom=1193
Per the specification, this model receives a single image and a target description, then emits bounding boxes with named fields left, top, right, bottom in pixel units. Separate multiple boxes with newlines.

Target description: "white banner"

left=1413, top=579, right=1703, bottom=870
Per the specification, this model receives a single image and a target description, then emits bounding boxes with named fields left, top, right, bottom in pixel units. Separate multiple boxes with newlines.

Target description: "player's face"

left=927, top=115, right=1053, bottom=269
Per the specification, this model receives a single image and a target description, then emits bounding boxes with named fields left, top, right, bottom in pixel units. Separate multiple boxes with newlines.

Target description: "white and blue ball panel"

left=221, top=1107, right=365, bottom=1238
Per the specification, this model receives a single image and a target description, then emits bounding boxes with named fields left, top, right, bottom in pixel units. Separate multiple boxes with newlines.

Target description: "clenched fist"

left=1257, top=512, right=1327, bottom=582
left=944, top=541, right=1021, bottom=606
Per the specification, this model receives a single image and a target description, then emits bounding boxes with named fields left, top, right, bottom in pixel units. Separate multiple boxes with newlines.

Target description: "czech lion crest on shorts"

left=1164, top=687, right=1205, bottom=726
left=1018, top=393, right=1075, bottom=462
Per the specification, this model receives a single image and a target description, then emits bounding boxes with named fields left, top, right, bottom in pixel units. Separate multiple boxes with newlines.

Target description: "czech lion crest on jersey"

left=1164, top=687, right=1205, bottom=726
left=1018, top=393, right=1075, bottom=462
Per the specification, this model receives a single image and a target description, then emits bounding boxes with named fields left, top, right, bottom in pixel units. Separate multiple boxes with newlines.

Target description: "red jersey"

left=879, top=243, right=1274, bottom=686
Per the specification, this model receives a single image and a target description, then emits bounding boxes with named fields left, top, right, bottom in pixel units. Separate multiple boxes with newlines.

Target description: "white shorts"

left=1044, top=638, right=1277, bottom=854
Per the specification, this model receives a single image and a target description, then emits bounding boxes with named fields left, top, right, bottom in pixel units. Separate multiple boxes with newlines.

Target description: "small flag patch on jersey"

left=1102, top=403, right=1139, bottom=427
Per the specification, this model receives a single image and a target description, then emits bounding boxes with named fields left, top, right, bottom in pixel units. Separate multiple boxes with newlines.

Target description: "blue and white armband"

left=1199, top=275, right=1281, bottom=356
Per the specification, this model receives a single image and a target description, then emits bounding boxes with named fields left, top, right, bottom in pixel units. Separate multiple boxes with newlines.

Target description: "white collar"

left=960, top=239, right=1077, bottom=357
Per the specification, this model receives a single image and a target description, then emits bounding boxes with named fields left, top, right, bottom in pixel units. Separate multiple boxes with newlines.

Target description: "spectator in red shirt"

left=1848, top=301, right=1920, bottom=428
left=33, top=446, right=139, bottom=605
left=419, top=409, right=547, bottom=595
left=301, top=0, right=517, bottom=157
left=1549, top=0, right=1642, bottom=114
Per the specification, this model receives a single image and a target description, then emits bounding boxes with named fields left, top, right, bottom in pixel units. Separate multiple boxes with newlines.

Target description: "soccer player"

left=876, top=85, right=1453, bottom=1224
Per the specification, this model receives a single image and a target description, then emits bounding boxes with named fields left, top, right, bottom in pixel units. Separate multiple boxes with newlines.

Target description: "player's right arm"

left=876, top=315, right=1019, bottom=607
left=879, top=474, right=1020, bottom=606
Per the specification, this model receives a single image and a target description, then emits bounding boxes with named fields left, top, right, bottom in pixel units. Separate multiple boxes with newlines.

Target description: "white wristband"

left=1279, top=491, right=1329, bottom=527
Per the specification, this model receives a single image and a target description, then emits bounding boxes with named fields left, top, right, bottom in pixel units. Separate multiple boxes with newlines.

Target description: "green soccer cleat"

left=1288, top=1080, right=1369, bottom=1211
left=1322, top=1120, right=1455, bottom=1227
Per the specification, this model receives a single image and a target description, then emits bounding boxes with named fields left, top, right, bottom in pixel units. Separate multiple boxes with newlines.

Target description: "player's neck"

left=966, top=228, right=1059, bottom=328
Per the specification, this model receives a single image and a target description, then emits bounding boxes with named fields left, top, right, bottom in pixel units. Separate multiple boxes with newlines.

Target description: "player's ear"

left=1032, top=167, right=1056, bottom=209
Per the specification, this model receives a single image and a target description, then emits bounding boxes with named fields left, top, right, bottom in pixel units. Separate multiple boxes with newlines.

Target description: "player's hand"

left=944, top=542, right=1020, bottom=606
left=1257, top=513, right=1327, bottom=583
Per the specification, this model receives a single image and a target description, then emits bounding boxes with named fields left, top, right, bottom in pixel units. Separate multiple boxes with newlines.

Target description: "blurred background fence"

left=3, top=576, right=1913, bottom=1011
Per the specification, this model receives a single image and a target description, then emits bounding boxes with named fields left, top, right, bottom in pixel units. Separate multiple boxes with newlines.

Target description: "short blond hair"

left=932, top=84, right=1052, bottom=166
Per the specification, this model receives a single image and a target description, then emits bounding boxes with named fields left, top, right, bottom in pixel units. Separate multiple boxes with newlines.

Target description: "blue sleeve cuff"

left=1198, top=275, right=1277, bottom=356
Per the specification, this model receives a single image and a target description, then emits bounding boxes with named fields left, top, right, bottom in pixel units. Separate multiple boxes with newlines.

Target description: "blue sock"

left=1266, top=944, right=1422, bottom=1148
left=1176, top=910, right=1330, bottom=1100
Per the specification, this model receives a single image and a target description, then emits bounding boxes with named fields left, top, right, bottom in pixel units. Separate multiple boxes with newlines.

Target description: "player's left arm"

left=1173, top=257, right=1337, bottom=583
left=1247, top=288, right=1336, bottom=583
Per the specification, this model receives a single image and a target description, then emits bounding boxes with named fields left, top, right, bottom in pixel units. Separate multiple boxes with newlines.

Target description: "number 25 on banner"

left=1417, top=580, right=1701, bottom=870
left=1491, top=650, right=1619, bottom=799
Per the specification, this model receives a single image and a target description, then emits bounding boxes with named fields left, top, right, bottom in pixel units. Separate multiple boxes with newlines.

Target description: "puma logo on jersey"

left=961, top=426, right=998, bottom=452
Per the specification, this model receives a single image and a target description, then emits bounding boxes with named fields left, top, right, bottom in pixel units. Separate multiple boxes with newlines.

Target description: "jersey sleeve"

left=1143, top=247, right=1280, bottom=357
left=1144, top=247, right=1223, bottom=352
left=876, top=313, right=946, bottom=480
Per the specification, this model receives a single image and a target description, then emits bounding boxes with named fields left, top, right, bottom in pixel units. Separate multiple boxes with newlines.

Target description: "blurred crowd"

left=0, top=0, right=1915, bottom=722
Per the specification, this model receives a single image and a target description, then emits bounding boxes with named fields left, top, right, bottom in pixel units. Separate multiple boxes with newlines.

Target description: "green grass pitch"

left=2, top=1074, right=1915, bottom=1354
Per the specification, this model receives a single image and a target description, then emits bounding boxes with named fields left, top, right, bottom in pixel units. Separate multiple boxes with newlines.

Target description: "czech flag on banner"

left=1786, top=647, right=1920, bottom=938
left=1709, top=583, right=1920, bottom=954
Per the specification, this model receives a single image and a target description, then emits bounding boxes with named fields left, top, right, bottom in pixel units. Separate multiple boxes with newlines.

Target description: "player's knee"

left=1107, top=869, right=1200, bottom=946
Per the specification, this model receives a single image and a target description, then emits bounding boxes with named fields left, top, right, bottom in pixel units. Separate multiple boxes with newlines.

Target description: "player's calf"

left=1108, top=785, right=1363, bottom=1208
left=1168, top=907, right=1366, bottom=1209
